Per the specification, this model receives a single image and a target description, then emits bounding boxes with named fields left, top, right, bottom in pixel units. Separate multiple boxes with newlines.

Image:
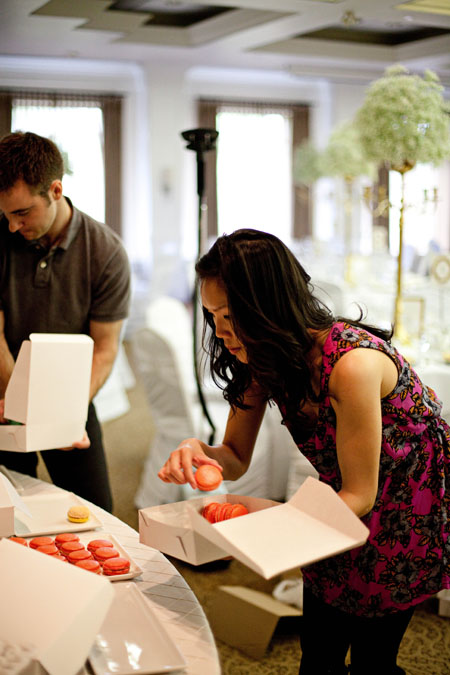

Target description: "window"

left=194, top=99, right=310, bottom=258
left=1, top=90, right=123, bottom=236
left=12, top=102, right=105, bottom=222
left=216, top=109, right=293, bottom=243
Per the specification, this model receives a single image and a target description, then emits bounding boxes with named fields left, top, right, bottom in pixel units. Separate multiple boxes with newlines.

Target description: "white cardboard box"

left=209, top=585, right=302, bottom=659
left=0, top=473, right=15, bottom=537
left=0, top=473, right=33, bottom=537
left=139, top=476, right=369, bottom=579
left=0, top=333, right=93, bottom=452
left=0, top=538, right=114, bottom=675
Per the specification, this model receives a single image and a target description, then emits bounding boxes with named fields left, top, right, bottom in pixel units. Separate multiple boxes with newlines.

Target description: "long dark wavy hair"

left=195, top=229, right=392, bottom=421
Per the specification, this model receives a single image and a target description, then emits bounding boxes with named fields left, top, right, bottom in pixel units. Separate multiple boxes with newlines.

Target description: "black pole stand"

left=181, top=128, right=219, bottom=445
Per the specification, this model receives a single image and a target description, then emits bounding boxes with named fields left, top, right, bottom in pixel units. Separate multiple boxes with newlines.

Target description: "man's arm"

left=0, top=310, right=15, bottom=400
left=89, top=319, right=124, bottom=401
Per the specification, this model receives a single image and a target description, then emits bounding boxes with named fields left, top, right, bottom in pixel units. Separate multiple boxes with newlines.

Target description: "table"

left=10, top=470, right=221, bottom=675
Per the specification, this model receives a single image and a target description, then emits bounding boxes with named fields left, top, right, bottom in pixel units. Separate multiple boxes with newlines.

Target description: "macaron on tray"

left=9, top=532, right=142, bottom=581
left=13, top=490, right=102, bottom=537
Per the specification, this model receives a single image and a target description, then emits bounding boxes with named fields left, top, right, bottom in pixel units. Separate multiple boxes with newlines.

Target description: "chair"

left=93, top=342, right=135, bottom=423
left=130, top=325, right=198, bottom=506
left=130, top=297, right=299, bottom=507
left=313, top=280, right=345, bottom=316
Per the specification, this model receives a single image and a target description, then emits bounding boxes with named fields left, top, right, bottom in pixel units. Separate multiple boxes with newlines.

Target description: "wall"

left=0, top=55, right=382, bottom=315
left=142, top=63, right=195, bottom=304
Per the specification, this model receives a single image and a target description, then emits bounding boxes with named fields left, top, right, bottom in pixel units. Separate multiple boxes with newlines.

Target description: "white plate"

left=14, top=491, right=102, bottom=536
left=0, top=464, right=24, bottom=493
left=76, top=532, right=143, bottom=582
left=89, top=582, right=187, bottom=675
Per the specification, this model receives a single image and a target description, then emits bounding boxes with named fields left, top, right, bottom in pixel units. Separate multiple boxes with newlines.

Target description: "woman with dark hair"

left=158, top=228, right=450, bottom=675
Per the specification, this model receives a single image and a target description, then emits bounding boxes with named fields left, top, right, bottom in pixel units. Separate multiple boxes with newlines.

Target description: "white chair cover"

left=94, top=343, right=135, bottom=423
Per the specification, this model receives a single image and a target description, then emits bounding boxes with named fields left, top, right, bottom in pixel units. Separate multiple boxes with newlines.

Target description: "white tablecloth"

left=10, top=470, right=221, bottom=675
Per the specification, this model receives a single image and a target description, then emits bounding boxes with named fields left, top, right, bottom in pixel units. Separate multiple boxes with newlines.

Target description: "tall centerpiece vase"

left=355, top=65, right=450, bottom=340
left=392, top=162, right=414, bottom=340
left=294, top=122, right=376, bottom=285
left=322, top=122, right=376, bottom=285
left=342, top=176, right=357, bottom=285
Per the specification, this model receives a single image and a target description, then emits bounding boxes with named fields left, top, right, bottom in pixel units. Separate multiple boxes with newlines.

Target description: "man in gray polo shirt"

left=0, top=131, right=131, bottom=512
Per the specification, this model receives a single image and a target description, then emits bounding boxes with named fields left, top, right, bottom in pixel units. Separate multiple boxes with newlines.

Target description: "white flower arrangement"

left=294, top=122, right=376, bottom=185
left=293, top=140, right=324, bottom=185
left=322, top=121, right=377, bottom=181
left=355, top=65, right=450, bottom=172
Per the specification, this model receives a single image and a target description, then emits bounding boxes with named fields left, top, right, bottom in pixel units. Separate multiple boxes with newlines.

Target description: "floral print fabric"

left=282, top=322, right=450, bottom=617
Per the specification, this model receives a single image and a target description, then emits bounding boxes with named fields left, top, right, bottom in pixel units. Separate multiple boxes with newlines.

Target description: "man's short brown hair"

left=0, top=131, right=64, bottom=196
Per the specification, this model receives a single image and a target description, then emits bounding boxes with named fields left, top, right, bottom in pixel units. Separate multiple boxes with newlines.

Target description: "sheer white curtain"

left=216, top=110, right=293, bottom=244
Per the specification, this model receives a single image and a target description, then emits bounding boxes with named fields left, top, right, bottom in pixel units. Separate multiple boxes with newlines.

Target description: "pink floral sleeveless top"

left=282, top=322, right=450, bottom=617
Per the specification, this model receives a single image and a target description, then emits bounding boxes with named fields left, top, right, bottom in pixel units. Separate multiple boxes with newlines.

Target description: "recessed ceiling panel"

left=298, top=24, right=450, bottom=45
left=109, top=0, right=232, bottom=27
left=3, top=0, right=449, bottom=81
left=395, top=0, right=450, bottom=16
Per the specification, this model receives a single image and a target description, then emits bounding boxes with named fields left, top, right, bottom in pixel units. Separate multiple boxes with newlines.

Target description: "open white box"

left=0, top=538, right=114, bottom=675
left=0, top=333, right=93, bottom=452
left=140, top=491, right=278, bottom=566
left=0, top=473, right=15, bottom=536
left=139, top=476, right=369, bottom=579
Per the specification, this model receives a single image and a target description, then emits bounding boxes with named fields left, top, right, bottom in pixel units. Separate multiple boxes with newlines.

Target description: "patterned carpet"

left=168, top=558, right=450, bottom=675
left=36, top=365, right=450, bottom=675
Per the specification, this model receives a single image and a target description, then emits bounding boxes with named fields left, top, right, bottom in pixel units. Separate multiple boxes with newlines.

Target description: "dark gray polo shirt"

left=0, top=198, right=131, bottom=359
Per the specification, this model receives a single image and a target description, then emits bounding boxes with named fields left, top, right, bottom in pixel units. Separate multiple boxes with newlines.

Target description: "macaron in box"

left=202, top=501, right=249, bottom=523
left=139, top=490, right=273, bottom=567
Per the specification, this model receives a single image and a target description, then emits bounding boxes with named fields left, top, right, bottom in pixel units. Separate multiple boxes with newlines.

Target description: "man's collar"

left=53, top=196, right=81, bottom=250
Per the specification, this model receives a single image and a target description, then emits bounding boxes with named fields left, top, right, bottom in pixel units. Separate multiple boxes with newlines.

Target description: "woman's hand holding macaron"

left=157, top=438, right=223, bottom=491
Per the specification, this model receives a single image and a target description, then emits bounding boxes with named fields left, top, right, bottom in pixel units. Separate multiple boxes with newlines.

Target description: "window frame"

left=197, top=98, right=311, bottom=241
left=0, top=89, right=123, bottom=236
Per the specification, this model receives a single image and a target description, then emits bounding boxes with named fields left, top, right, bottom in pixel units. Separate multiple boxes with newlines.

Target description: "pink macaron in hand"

left=195, top=464, right=223, bottom=491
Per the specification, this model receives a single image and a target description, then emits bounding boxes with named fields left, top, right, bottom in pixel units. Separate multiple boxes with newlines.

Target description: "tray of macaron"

left=9, top=532, right=142, bottom=581
left=14, top=491, right=102, bottom=537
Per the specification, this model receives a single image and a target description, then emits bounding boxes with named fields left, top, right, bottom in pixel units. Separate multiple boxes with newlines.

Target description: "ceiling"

left=1, top=0, right=450, bottom=84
